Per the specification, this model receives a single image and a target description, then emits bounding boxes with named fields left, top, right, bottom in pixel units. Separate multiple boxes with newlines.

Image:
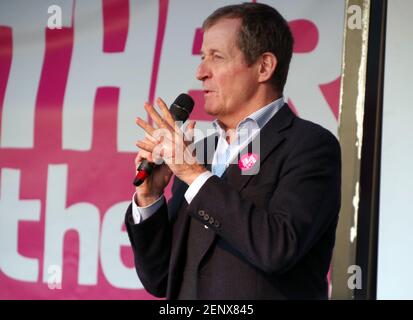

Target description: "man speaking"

left=125, top=3, right=341, bottom=300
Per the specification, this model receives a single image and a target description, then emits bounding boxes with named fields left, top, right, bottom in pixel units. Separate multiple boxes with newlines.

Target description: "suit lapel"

left=224, top=104, right=295, bottom=192
left=194, top=104, right=295, bottom=280
left=169, top=106, right=294, bottom=298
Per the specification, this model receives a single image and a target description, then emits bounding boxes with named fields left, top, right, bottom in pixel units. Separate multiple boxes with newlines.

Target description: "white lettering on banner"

left=43, top=164, right=100, bottom=285
left=101, top=202, right=141, bottom=289
left=0, top=165, right=142, bottom=288
left=0, top=169, right=41, bottom=282
left=0, top=0, right=73, bottom=149
left=263, top=0, right=343, bottom=135
left=0, top=3, right=48, bottom=148
left=62, top=0, right=158, bottom=152
left=347, top=5, right=362, bottom=30
left=47, top=5, right=63, bottom=30
left=47, top=264, right=62, bottom=289
left=347, top=265, right=362, bottom=290
left=0, top=0, right=343, bottom=297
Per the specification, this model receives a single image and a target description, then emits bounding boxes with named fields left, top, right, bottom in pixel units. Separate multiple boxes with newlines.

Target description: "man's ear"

left=257, top=52, right=277, bottom=83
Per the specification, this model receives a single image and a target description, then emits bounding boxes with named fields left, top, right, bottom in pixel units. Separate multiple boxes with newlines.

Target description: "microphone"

left=133, top=93, right=195, bottom=187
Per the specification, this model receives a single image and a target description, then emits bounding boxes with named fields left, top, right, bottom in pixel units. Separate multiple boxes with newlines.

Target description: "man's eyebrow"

left=200, top=49, right=220, bottom=56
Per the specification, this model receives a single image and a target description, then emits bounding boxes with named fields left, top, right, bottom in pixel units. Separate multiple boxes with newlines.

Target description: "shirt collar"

left=212, top=96, right=285, bottom=135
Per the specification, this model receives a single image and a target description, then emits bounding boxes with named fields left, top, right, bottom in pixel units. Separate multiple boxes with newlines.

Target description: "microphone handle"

left=132, top=93, right=194, bottom=187
left=133, top=160, right=155, bottom=187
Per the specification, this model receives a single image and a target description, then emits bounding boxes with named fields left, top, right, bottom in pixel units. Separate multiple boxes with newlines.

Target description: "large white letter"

left=100, top=202, right=143, bottom=289
left=62, top=0, right=158, bottom=151
left=0, top=169, right=40, bottom=281
left=0, top=0, right=73, bottom=148
left=43, top=164, right=100, bottom=285
left=47, top=5, right=63, bottom=30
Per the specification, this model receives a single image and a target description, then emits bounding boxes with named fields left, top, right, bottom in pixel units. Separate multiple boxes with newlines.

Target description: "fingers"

left=145, top=132, right=160, bottom=144
left=137, top=100, right=177, bottom=139
left=135, top=149, right=154, bottom=167
left=136, top=136, right=157, bottom=149
left=136, top=136, right=165, bottom=165
left=135, top=98, right=193, bottom=170
left=136, top=116, right=156, bottom=136
left=135, top=146, right=164, bottom=166
left=184, top=120, right=196, bottom=143
left=156, top=97, right=178, bottom=130
left=186, top=120, right=196, bottom=131
left=138, top=98, right=184, bottom=140
left=144, top=102, right=173, bottom=131
left=136, top=140, right=155, bottom=153
left=135, top=135, right=160, bottom=160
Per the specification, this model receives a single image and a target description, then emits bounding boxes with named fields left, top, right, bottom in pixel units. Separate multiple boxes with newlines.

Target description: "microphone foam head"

left=170, top=93, right=194, bottom=122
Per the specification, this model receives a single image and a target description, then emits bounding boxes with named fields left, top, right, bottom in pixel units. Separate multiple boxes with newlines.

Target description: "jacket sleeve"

left=186, top=129, right=341, bottom=274
left=124, top=176, right=185, bottom=298
left=125, top=200, right=171, bottom=297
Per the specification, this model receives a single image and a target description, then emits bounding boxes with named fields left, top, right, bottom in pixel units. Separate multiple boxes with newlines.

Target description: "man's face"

left=196, top=18, right=259, bottom=124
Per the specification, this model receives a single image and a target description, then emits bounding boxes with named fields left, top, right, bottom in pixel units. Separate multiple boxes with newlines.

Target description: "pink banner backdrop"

left=0, top=0, right=344, bottom=299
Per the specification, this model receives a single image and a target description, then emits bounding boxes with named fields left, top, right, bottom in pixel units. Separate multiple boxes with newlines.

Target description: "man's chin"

left=204, top=104, right=219, bottom=117
left=203, top=109, right=216, bottom=117
left=205, top=110, right=217, bottom=117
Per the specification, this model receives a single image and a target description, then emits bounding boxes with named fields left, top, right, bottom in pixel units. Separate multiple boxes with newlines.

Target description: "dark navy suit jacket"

left=125, top=104, right=341, bottom=299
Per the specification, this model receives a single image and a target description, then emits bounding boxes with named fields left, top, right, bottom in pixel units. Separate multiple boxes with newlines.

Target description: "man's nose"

left=196, top=61, right=211, bottom=81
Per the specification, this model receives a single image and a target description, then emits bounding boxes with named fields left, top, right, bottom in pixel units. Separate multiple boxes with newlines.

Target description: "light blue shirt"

left=132, top=97, right=285, bottom=224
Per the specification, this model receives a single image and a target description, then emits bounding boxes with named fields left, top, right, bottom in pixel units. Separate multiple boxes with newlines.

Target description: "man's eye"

left=213, top=54, right=223, bottom=59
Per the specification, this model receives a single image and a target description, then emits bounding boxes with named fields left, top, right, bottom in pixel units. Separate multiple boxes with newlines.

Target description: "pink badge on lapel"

left=238, top=153, right=259, bottom=171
